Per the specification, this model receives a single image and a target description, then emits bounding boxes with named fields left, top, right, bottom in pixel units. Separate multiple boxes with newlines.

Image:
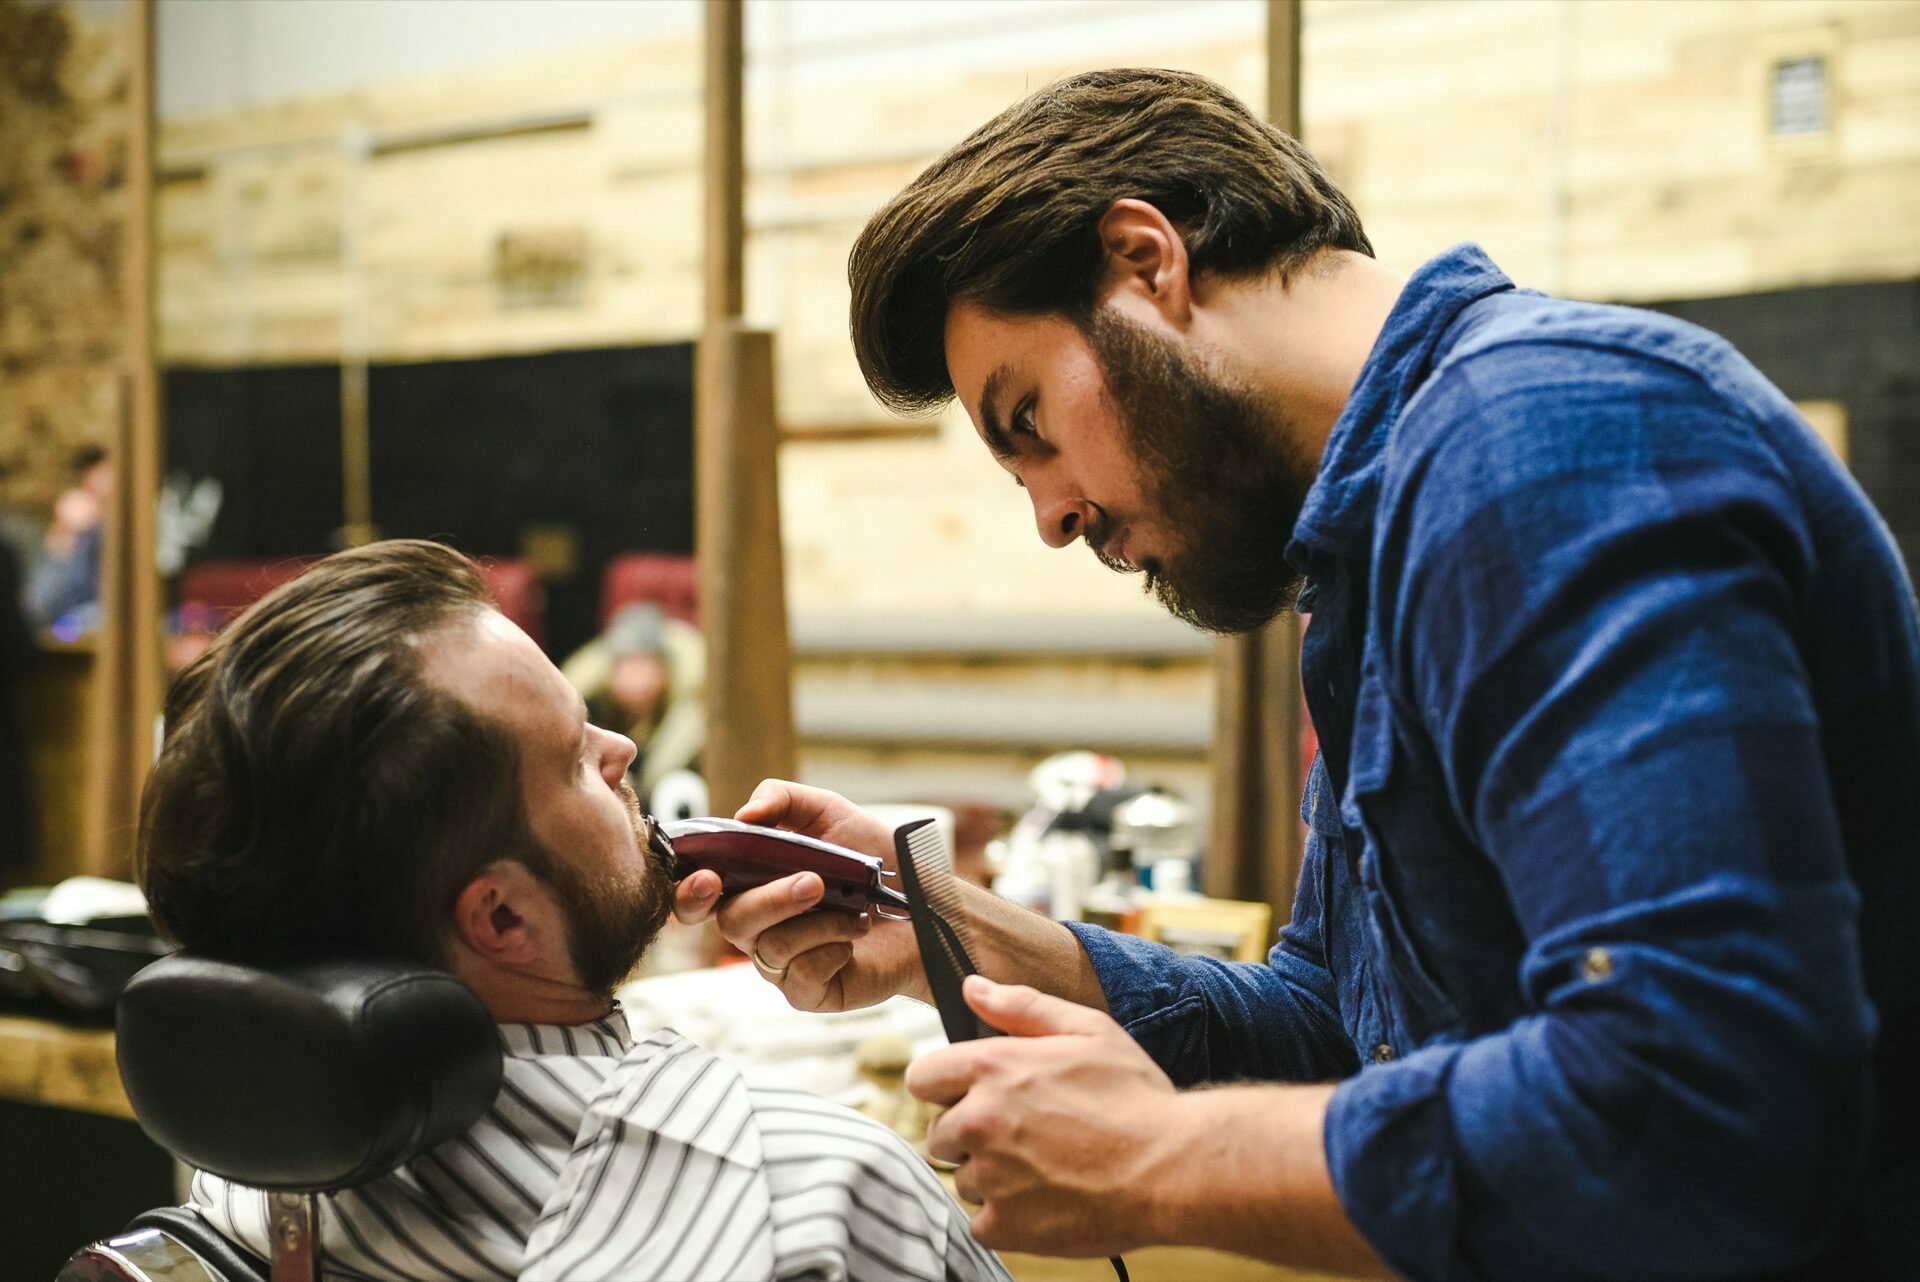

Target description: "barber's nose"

left=1033, top=491, right=1094, bottom=549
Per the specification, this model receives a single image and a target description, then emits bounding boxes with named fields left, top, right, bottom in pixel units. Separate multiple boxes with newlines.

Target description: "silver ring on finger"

left=750, top=943, right=789, bottom=980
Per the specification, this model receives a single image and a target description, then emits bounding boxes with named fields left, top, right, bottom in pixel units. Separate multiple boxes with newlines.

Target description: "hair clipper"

left=655, top=817, right=911, bottom=917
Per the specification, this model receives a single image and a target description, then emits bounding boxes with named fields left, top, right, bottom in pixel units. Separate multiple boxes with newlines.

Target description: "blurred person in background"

left=679, top=68, right=1919, bottom=1282
left=24, top=445, right=109, bottom=632
left=561, top=601, right=705, bottom=810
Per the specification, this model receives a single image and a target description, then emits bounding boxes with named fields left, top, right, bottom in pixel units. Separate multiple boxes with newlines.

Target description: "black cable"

left=1110, top=1253, right=1129, bottom=1282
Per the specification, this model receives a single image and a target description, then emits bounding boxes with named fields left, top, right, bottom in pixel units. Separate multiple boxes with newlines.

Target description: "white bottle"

left=991, top=828, right=1053, bottom=916
left=1149, top=858, right=1197, bottom=899
left=1041, top=829, right=1102, bottom=922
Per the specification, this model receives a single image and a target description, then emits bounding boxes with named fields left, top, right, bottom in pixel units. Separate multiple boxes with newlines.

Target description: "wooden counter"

left=0, top=1009, right=132, bottom=1120
left=938, top=1171, right=1349, bottom=1282
left=996, top=1245, right=1348, bottom=1282
left=0, top=1013, right=169, bottom=1282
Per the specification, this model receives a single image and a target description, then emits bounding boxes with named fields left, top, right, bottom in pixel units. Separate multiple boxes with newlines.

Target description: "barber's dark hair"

left=848, top=67, right=1371, bottom=414
left=138, top=539, right=547, bottom=965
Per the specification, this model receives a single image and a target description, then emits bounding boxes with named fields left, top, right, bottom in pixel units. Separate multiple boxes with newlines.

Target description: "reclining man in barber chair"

left=134, top=537, right=1009, bottom=1282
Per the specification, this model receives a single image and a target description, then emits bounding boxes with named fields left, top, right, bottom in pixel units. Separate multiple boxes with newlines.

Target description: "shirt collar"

left=1288, top=242, right=1516, bottom=567
left=498, top=1017, right=764, bottom=1169
left=497, top=1004, right=636, bottom=1058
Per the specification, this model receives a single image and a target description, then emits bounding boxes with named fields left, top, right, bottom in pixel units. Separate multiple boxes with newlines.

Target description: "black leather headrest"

left=117, top=954, right=503, bottom=1191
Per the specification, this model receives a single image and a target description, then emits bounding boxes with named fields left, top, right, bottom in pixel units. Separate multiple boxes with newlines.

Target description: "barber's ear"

left=1093, top=198, right=1193, bottom=327
left=451, top=861, right=547, bottom=965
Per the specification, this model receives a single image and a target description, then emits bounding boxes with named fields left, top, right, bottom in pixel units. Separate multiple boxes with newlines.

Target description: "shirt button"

left=1372, top=1042, right=1395, bottom=1064
left=1580, top=947, right=1614, bottom=983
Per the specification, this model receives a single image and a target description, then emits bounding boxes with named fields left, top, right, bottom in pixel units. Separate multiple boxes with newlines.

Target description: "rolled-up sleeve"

left=1326, top=359, right=1877, bottom=1280
left=1066, top=818, right=1359, bottom=1087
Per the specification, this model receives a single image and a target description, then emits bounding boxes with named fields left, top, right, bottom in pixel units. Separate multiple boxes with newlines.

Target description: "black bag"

left=0, top=915, right=173, bottom=1021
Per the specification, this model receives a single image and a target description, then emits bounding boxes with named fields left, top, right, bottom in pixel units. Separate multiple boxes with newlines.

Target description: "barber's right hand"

left=671, top=779, right=931, bottom=1012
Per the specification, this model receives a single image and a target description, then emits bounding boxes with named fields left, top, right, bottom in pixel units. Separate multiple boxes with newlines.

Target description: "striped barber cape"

left=188, top=1012, right=1010, bottom=1281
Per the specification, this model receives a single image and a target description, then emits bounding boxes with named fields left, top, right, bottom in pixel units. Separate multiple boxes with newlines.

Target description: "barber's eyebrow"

left=978, top=365, right=1017, bottom=462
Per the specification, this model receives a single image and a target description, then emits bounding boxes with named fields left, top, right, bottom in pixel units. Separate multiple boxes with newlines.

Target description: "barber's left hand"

left=907, top=975, right=1184, bottom=1257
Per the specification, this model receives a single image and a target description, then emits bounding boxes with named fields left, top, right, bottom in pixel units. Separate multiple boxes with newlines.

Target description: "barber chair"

left=175, top=561, right=309, bottom=630
left=176, top=557, right=549, bottom=654
left=475, top=557, right=549, bottom=650
left=600, top=552, right=699, bottom=628
left=58, top=954, right=502, bottom=1282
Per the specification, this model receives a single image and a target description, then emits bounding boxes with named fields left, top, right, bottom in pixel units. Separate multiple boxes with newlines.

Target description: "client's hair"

left=139, top=539, right=548, bottom=964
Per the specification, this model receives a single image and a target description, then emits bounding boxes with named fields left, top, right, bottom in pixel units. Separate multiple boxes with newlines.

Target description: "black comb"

left=896, top=820, right=1130, bottom=1282
left=893, top=818, right=1002, bottom=1043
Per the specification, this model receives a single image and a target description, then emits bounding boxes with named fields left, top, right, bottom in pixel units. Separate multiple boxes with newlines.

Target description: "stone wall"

left=0, top=1, right=128, bottom=518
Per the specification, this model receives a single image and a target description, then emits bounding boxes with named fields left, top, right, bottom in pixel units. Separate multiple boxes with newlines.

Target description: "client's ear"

left=450, top=861, right=554, bottom=966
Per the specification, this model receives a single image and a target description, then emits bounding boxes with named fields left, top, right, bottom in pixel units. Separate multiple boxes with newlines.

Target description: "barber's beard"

left=544, top=781, right=676, bottom=1002
left=1083, top=307, right=1314, bottom=635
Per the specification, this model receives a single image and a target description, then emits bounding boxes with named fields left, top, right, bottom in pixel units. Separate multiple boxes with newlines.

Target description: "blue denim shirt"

left=1067, top=245, right=1919, bottom=1281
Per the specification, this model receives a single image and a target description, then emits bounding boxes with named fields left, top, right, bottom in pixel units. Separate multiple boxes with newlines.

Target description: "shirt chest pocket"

left=1340, top=672, right=1463, bottom=1036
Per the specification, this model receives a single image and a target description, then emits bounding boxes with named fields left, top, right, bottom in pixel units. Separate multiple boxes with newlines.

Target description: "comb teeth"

left=901, top=821, right=979, bottom=969
left=895, top=817, right=999, bottom=1043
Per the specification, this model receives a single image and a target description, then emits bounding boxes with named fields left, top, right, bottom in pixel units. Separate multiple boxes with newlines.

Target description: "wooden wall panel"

left=146, top=4, right=1920, bottom=375
left=113, top=0, right=1920, bottom=623
left=1302, top=0, right=1920, bottom=300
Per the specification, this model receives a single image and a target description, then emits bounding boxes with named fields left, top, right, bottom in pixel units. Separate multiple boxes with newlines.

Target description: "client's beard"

left=543, top=780, right=676, bottom=1001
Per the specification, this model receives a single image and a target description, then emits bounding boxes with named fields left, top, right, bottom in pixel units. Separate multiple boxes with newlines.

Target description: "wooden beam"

left=778, top=421, right=940, bottom=445
left=341, top=129, right=377, bottom=547
left=698, top=0, right=796, bottom=812
left=696, top=324, right=796, bottom=812
left=704, top=0, right=746, bottom=325
left=126, top=0, right=165, bottom=775
left=1267, top=0, right=1302, bottom=137
left=340, top=357, right=375, bottom=547
left=85, top=0, right=163, bottom=878
left=1207, top=0, right=1307, bottom=910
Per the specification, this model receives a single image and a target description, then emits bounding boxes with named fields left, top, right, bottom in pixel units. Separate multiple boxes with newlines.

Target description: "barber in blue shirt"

left=679, top=69, right=1917, bottom=1281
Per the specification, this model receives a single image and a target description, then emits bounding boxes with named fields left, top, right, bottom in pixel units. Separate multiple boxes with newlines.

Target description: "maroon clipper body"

left=658, top=817, right=912, bottom=917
